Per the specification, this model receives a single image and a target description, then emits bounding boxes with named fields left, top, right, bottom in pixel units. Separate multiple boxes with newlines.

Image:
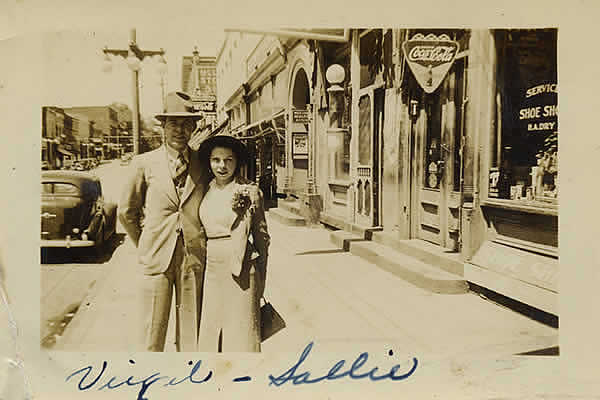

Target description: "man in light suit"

left=119, top=91, right=209, bottom=351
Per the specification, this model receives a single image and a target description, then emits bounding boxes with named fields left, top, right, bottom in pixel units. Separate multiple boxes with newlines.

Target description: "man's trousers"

left=141, top=235, right=203, bottom=351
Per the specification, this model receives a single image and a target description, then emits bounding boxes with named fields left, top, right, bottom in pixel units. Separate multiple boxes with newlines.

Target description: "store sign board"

left=402, top=33, right=459, bottom=93
left=192, top=101, right=216, bottom=112
left=518, top=83, right=558, bottom=134
left=292, top=109, right=311, bottom=123
left=292, top=132, right=308, bottom=158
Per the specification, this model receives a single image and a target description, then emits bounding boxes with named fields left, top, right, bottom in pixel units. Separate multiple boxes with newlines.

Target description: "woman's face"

left=209, top=146, right=237, bottom=185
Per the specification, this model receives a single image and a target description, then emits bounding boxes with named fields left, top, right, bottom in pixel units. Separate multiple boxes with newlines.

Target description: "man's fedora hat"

left=155, top=91, right=204, bottom=121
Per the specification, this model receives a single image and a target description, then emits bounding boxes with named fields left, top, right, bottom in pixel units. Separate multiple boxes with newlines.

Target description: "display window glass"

left=491, top=29, right=558, bottom=207
left=322, top=41, right=352, bottom=184
left=328, top=130, right=350, bottom=181
left=359, top=30, right=379, bottom=89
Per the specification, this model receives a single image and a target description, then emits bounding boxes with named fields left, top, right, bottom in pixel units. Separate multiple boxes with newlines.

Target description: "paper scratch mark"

left=1, top=251, right=33, bottom=399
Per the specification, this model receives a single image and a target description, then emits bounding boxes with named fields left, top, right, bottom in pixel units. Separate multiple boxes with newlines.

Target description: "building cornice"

left=220, top=37, right=298, bottom=112
left=223, top=83, right=247, bottom=110
left=216, top=34, right=229, bottom=63
left=245, top=49, right=286, bottom=95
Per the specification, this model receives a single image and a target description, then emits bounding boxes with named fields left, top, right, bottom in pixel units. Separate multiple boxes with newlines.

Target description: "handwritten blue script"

left=268, top=342, right=418, bottom=386
left=65, top=359, right=213, bottom=400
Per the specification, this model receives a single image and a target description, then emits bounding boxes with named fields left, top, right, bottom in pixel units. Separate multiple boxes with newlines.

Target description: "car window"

left=41, top=183, right=53, bottom=194
left=42, top=182, right=80, bottom=195
left=81, top=180, right=100, bottom=198
left=54, top=183, right=80, bottom=194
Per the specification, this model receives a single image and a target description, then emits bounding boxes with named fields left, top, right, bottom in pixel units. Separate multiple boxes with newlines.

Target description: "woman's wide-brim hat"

left=155, top=91, right=204, bottom=121
left=197, top=134, right=249, bottom=165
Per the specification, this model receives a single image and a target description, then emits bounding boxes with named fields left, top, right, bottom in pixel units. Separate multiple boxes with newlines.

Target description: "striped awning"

left=57, top=147, right=74, bottom=156
left=233, top=108, right=286, bottom=142
left=188, top=117, right=230, bottom=151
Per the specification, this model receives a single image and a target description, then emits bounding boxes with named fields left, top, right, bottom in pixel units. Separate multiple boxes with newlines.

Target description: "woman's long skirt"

left=197, top=238, right=261, bottom=352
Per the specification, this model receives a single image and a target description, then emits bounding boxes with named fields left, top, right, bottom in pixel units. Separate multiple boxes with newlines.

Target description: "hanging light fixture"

left=326, top=64, right=346, bottom=127
left=126, top=50, right=141, bottom=71
left=101, top=48, right=112, bottom=73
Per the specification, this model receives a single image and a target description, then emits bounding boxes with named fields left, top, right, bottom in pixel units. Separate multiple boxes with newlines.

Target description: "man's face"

left=163, top=117, right=197, bottom=152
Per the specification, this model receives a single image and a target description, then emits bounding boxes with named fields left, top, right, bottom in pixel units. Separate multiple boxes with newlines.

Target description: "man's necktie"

left=173, top=154, right=188, bottom=196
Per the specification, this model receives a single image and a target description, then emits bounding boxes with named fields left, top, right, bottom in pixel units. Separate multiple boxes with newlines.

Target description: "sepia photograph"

left=3, top=1, right=600, bottom=398
left=38, top=26, right=560, bottom=358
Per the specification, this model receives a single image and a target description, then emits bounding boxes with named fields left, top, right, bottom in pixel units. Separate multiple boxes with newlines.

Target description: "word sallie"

left=268, top=342, right=419, bottom=386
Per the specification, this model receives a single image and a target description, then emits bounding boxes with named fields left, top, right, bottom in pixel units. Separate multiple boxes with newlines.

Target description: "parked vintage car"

left=41, top=170, right=117, bottom=251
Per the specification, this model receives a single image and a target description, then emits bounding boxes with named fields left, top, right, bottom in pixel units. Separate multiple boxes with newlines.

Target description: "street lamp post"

left=102, top=28, right=167, bottom=155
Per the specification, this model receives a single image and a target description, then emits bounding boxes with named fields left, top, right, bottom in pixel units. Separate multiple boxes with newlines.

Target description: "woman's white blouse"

left=199, top=179, right=238, bottom=238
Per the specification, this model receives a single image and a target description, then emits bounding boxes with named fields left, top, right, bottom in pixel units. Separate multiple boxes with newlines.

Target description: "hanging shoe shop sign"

left=402, top=33, right=459, bottom=93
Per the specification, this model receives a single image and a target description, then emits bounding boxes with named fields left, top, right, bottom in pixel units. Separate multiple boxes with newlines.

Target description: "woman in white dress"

left=196, top=135, right=270, bottom=352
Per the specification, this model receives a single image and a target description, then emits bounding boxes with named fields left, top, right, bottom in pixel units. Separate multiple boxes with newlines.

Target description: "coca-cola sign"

left=403, top=33, right=459, bottom=93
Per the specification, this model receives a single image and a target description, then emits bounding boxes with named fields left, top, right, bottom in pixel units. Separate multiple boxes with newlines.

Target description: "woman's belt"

left=206, top=234, right=231, bottom=240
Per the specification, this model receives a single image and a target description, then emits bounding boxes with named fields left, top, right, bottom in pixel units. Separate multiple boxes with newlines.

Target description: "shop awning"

left=234, top=108, right=287, bottom=142
left=224, top=29, right=349, bottom=43
left=57, top=147, right=74, bottom=156
left=188, top=117, right=230, bottom=150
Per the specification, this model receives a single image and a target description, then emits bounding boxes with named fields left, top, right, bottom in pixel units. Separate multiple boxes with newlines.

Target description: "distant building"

left=182, top=51, right=217, bottom=100
left=41, top=106, right=79, bottom=168
left=181, top=49, right=217, bottom=128
left=63, top=105, right=120, bottom=159
left=66, top=113, right=95, bottom=159
left=111, top=103, right=134, bottom=155
left=62, top=106, right=118, bottom=137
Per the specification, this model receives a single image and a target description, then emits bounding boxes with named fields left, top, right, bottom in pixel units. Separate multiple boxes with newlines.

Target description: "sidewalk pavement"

left=56, top=212, right=559, bottom=370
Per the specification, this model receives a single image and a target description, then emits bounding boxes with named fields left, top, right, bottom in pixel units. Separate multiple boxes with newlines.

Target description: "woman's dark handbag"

left=260, top=297, right=285, bottom=342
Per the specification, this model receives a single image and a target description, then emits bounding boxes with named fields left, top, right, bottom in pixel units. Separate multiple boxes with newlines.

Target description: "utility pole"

left=103, top=29, right=167, bottom=155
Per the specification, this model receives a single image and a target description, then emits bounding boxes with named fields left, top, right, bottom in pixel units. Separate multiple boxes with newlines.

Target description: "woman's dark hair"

left=197, top=135, right=248, bottom=179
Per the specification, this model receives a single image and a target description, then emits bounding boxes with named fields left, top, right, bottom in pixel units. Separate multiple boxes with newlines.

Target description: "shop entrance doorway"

left=354, top=85, right=384, bottom=227
left=257, top=135, right=277, bottom=209
left=289, top=67, right=311, bottom=197
left=409, top=58, right=466, bottom=251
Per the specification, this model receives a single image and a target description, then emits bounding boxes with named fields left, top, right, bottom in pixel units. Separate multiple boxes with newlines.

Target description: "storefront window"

left=323, top=41, right=352, bottom=183
left=359, top=30, right=380, bottom=89
left=329, top=130, right=350, bottom=181
left=424, top=95, right=442, bottom=189
left=453, top=57, right=467, bottom=192
left=491, top=29, right=558, bottom=205
left=329, top=82, right=351, bottom=182
left=275, top=143, right=285, bottom=168
left=358, top=94, right=372, bottom=164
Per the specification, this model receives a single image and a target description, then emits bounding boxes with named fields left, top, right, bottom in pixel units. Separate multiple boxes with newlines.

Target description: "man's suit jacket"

left=118, top=146, right=208, bottom=275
